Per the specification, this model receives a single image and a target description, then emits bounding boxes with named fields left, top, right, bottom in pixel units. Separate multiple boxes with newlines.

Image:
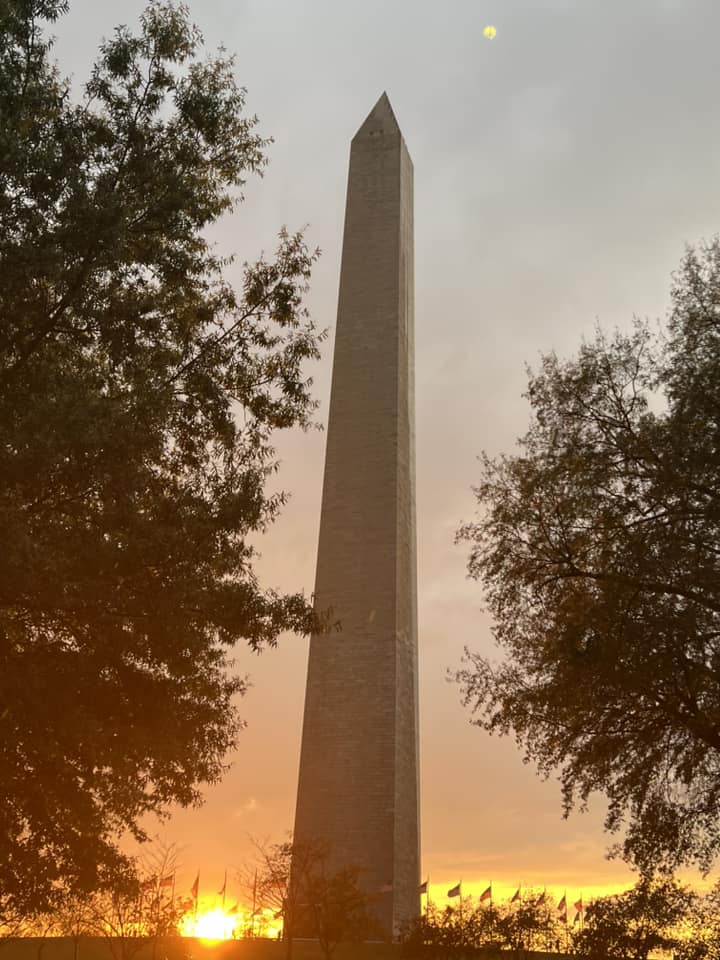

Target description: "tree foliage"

left=498, top=889, right=562, bottom=952
left=20, top=843, right=187, bottom=960
left=676, top=879, right=720, bottom=960
left=457, top=239, right=720, bottom=873
left=573, top=878, right=694, bottom=960
left=304, top=863, right=376, bottom=959
left=244, top=836, right=376, bottom=957
left=401, top=883, right=703, bottom=960
left=400, top=892, right=564, bottom=958
left=241, top=836, right=321, bottom=959
left=0, top=0, right=323, bottom=916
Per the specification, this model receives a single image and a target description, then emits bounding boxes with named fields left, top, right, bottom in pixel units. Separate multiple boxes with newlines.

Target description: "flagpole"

left=251, top=868, right=257, bottom=939
left=222, top=869, right=227, bottom=912
left=458, top=881, right=463, bottom=949
left=489, top=882, right=495, bottom=943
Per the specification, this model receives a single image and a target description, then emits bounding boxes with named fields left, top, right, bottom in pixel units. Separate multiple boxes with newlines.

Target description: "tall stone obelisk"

left=293, top=93, right=419, bottom=939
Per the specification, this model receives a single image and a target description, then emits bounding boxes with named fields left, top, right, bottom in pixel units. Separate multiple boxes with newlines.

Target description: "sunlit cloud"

left=233, top=796, right=258, bottom=817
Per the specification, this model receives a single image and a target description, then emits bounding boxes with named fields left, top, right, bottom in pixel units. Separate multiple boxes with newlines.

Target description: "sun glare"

left=178, top=904, right=283, bottom=942
left=180, top=908, right=239, bottom=941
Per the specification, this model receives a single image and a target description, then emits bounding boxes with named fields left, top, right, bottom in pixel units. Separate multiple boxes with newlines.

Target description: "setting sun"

left=177, top=904, right=283, bottom=942
left=179, top=908, right=240, bottom=941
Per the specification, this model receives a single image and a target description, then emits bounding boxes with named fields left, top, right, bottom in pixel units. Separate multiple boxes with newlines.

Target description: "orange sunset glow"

left=428, top=881, right=632, bottom=906
left=177, top=899, right=282, bottom=941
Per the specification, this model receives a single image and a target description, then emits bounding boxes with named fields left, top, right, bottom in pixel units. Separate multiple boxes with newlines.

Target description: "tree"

left=496, top=889, right=561, bottom=953
left=672, top=879, right=720, bottom=960
left=0, top=902, right=29, bottom=950
left=399, top=892, right=562, bottom=958
left=572, top=878, right=694, bottom=960
left=53, top=895, right=96, bottom=960
left=399, top=902, right=469, bottom=959
left=457, top=238, right=720, bottom=874
left=135, top=841, right=186, bottom=957
left=29, top=913, right=60, bottom=960
left=245, top=834, right=378, bottom=954
left=240, top=836, right=324, bottom=959
left=0, top=0, right=324, bottom=917
left=460, top=898, right=501, bottom=951
left=304, top=863, right=376, bottom=959
left=87, top=886, right=148, bottom=960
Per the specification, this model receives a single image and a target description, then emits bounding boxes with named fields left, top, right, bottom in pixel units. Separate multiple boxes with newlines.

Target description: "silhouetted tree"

left=497, top=889, right=561, bottom=952
left=399, top=906, right=441, bottom=960
left=53, top=895, right=96, bottom=960
left=457, top=238, right=720, bottom=874
left=0, top=901, right=28, bottom=950
left=675, top=879, right=720, bottom=960
left=408, top=902, right=468, bottom=958
left=304, top=863, right=376, bottom=960
left=240, top=835, right=327, bottom=959
left=572, top=878, right=695, bottom=960
left=461, top=898, right=501, bottom=952
left=29, top=912, right=59, bottom=960
left=400, top=891, right=562, bottom=958
left=0, top=0, right=323, bottom=918
left=136, top=842, right=185, bottom=958
left=88, top=887, right=147, bottom=960
left=242, top=835, right=379, bottom=956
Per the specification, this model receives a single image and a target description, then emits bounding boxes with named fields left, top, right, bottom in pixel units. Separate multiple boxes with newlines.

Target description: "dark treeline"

left=400, top=878, right=720, bottom=960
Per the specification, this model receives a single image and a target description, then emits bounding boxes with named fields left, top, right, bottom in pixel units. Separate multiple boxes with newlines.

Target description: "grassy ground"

left=0, top=938, right=402, bottom=960
left=0, top=938, right=571, bottom=960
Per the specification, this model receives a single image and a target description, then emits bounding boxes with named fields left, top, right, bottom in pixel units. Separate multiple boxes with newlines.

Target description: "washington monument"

left=293, top=93, right=419, bottom=937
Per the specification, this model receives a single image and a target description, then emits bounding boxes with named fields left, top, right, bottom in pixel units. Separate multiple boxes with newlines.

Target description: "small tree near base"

left=305, top=864, right=377, bottom=960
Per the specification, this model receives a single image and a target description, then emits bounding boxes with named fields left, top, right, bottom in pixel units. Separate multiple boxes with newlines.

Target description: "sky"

left=51, top=0, right=720, bottom=911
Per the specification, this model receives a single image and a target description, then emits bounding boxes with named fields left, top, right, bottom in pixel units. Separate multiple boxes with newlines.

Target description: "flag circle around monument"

left=483, top=25, right=497, bottom=38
